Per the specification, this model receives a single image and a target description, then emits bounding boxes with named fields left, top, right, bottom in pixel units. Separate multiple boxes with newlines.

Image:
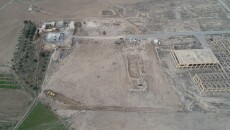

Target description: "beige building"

left=171, top=49, right=220, bottom=68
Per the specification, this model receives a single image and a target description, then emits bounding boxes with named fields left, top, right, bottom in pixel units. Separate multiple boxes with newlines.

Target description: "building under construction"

left=171, top=41, right=230, bottom=94
left=193, top=73, right=230, bottom=93
left=192, top=36, right=230, bottom=93
left=171, top=49, right=220, bottom=68
left=208, top=38, right=230, bottom=73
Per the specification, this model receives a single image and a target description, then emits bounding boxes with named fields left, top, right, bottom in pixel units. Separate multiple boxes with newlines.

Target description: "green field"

left=0, top=74, right=21, bottom=89
left=18, top=102, right=68, bottom=130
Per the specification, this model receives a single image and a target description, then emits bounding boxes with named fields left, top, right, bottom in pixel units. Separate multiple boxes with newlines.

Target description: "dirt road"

left=45, top=90, right=179, bottom=113
left=65, top=105, right=179, bottom=113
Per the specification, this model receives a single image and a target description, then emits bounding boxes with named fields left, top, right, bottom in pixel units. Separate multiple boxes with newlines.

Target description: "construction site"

left=40, top=23, right=230, bottom=129
left=155, top=34, right=230, bottom=111
left=1, top=0, right=230, bottom=129
left=34, top=10, right=230, bottom=130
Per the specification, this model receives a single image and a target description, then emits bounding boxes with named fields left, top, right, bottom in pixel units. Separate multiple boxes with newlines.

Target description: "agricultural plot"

left=0, top=90, right=31, bottom=130
left=0, top=74, right=21, bottom=89
left=0, top=121, right=17, bottom=130
left=18, top=102, right=68, bottom=130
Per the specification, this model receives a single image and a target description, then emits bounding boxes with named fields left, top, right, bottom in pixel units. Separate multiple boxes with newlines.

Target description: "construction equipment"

left=46, top=90, right=56, bottom=97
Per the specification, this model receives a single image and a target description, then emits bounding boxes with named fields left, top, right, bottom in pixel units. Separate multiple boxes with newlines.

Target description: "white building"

left=46, top=33, right=65, bottom=42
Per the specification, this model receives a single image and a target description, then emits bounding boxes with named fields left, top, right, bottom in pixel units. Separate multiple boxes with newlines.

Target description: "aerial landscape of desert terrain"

left=1, top=0, right=230, bottom=130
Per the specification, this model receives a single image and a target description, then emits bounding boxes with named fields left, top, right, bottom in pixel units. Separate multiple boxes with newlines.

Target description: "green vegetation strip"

left=0, top=81, right=18, bottom=84
left=0, top=85, right=20, bottom=89
left=0, top=74, right=21, bottom=89
left=18, top=102, right=68, bottom=130
left=0, top=77, right=14, bottom=80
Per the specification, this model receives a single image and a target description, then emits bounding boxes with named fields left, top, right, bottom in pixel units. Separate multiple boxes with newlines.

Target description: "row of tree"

left=12, top=21, right=40, bottom=94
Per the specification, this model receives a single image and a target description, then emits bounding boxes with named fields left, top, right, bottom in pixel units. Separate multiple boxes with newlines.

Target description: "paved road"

left=73, top=30, right=230, bottom=48
left=195, top=35, right=209, bottom=49
left=128, top=30, right=230, bottom=40
left=73, top=30, right=230, bottom=40
left=72, top=35, right=125, bottom=40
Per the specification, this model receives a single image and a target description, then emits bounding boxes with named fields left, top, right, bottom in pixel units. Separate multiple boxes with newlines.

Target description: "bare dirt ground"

left=124, top=0, right=230, bottom=32
left=37, top=33, right=230, bottom=130
left=66, top=111, right=230, bottom=130
left=0, top=89, right=32, bottom=121
left=42, top=38, right=230, bottom=130
left=74, top=18, right=142, bottom=36
left=44, top=40, right=180, bottom=108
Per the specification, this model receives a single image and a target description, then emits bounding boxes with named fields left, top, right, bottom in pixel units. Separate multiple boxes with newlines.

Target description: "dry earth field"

left=44, top=40, right=180, bottom=108
left=68, top=111, right=230, bottom=130
left=43, top=39, right=230, bottom=130
left=1, top=0, right=230, bottom=130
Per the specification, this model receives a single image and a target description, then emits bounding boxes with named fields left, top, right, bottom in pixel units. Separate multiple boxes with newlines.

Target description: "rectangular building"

left=46, top=33, right=65, bottom=42
left=171, top=49, right=219, bottom=68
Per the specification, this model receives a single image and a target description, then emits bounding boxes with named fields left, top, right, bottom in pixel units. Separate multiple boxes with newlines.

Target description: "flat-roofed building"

left=171, top=49, right=219, bottom=68
left=46, top=32, right=65, bottom=42
left=40, top=22, right=56, bottom=32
